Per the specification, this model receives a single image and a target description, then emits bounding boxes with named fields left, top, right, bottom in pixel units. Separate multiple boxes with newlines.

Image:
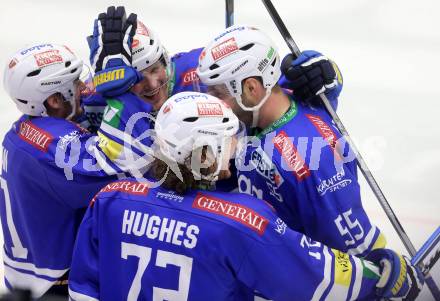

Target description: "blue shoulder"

left=172, top=47, right=203, bottom=65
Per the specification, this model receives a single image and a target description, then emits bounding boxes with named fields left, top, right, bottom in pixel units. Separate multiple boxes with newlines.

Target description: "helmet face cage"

left=3, top=43, right=83, bottom=117
left=197, top=25, right=282, bottom=112
left=155, top=91, right=239, bottom=181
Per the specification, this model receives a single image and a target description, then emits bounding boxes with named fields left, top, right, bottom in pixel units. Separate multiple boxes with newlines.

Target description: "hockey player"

left=68, top=91, right=423, bottom=301
left=88, top=12, right=205, bottom=177
left=88, top=7, right=341, bottom=189
left=84, top=17, right=204, bottom=137
left=0, top=43, right=119, bottom=297
left=197, top=25, right=386, bottom=256
left=129, top=21, right=204, bottom=113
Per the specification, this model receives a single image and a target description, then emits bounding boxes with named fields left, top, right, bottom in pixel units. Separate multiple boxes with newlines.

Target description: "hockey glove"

left=88, top=6, right=142, bottom=97
left=280, top=50, right=342, bottom=105
left=365, top=249, right=424, bottom=300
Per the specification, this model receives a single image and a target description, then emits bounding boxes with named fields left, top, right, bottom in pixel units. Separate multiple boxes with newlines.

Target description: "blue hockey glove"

left=88, top=6, right=142, bottom=97
left=280, top=50, right=342, bottom=104
left=365, top=249, right=424, bottom=300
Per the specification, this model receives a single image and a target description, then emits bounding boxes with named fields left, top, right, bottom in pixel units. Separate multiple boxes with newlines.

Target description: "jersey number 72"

left=121, top=242, right=193, bottom=301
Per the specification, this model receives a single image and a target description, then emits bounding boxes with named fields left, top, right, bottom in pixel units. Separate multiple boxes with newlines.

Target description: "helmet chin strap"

left=66, top=97, right=77, bottom=120
left=251, top=110, right=260, bottom=128
left=236, top=88, right=272, bottom=128
left=64, top=79, right=81, bottom=120
left=188, top=141, right=227, bottom=184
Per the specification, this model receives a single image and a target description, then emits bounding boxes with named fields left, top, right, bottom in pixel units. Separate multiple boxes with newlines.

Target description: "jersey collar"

left=255, top=96, right=298, bottom=138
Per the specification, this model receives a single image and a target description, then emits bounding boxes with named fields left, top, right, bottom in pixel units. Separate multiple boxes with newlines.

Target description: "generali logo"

left=273, top=131, right=310, bottom=181
left=101, top=181, right=149, bottom=195
left=306, top=114, right=341, bottom=160
left=18, top=121, right=53, bottom=152
left=34, top=50, right=63, bottom=68
left=193, top=193, right=268, bottom=235
left=197, top=102, right=223, bottom=116
left=181, top=68, right=199, bottom=86
left=90, top=181, right=149, bottom=206
left=211, top=37, right=239, bottom=61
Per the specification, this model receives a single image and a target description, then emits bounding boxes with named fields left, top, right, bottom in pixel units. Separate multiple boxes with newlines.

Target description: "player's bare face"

left=207, top=84, right=253, bottom=126
left=131, top=61, right=169, bottom=110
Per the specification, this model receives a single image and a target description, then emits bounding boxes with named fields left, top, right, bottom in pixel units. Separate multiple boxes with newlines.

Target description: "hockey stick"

left=260, top=0, right=440, bottom=299
left=412, top=227, right=440, bottom=275
left=225, top=0, right=234, bottom=27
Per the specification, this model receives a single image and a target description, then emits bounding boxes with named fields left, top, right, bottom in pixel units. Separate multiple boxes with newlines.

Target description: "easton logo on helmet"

left=232, top=60, right=248, bottom=74
left=41, top=81, right=61, bottom=86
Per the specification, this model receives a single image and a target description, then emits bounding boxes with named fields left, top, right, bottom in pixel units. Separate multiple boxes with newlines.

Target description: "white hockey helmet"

left=155, top=91, right=239, bottom=181
left=131, top=21, right=170, bottom=72
left=3, top=43, right=83, bottom=117
left=197, top=25, right=281, bottom=112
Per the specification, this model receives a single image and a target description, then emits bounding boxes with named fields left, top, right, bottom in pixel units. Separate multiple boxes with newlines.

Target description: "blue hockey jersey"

left=79, top=93, right=108, bottom=133
left=68, top=179, right=381, bottom=301
left=236, top=94, right=386, bottom=257
left=96, top=92, right=155, bottom=178
left=169, top=48, right=205, bottom=95
left=0, top=115, right=116, bottom=297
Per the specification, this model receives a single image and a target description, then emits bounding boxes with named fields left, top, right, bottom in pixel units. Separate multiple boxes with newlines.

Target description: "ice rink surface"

left=0, top=0, right=439, bottom=299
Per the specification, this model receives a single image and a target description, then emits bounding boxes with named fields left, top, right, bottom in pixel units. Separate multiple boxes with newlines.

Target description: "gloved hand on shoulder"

left=279, top=50, right=342, bottom=107
left=366, top=248, right=424, bottom=300
left=88, top=6, right=142, bottom=97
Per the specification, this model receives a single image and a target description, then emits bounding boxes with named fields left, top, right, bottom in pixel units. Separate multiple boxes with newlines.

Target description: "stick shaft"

left=412, top=227, right=440, bottom=274
left=225, top=0, right=234, bottom=28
